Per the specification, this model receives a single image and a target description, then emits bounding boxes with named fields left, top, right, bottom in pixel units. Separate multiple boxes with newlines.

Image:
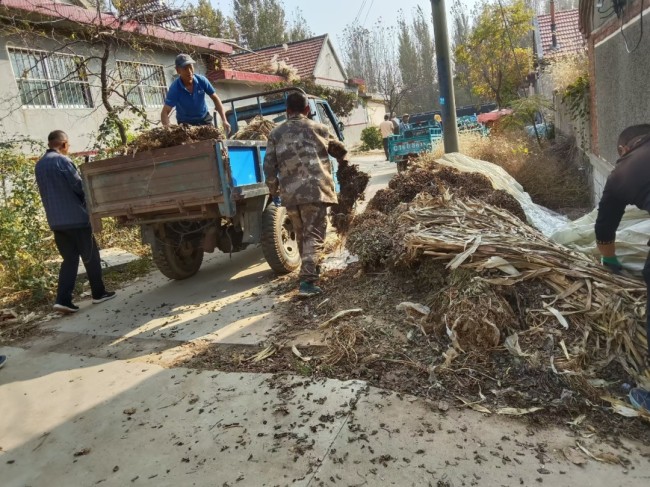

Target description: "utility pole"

left=430, top=0, right=459, bottom=153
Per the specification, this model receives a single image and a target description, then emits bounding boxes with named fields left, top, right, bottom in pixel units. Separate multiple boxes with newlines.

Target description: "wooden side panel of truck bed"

left=80, top=140, right=227, bottom=229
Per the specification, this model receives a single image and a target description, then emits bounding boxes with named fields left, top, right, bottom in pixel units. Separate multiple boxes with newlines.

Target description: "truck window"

left=316, top=102, right=337, bottom=137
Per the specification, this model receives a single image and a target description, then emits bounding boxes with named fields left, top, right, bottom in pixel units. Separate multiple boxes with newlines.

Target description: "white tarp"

left=436, top=153, right=569, bottom=236
left=551, top=206, right=650, bottom=273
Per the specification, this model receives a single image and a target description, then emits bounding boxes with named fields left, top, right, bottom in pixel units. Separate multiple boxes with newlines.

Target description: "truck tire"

left=151, top=238, right=204, bottom=280
left=261, top=205, right=300, bottom=274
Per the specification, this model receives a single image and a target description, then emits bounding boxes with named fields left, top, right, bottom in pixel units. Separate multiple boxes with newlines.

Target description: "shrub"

left=0, top=140, right=58, bottom=304
left=359, top=126, right=383, bottom=151
left=430, top=132, right=590, bottom=210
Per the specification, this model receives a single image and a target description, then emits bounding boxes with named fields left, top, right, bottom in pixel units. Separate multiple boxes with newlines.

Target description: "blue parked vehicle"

left=387, top=111, right=489, bottom=171
left=81, top=88, right=344, bottom=279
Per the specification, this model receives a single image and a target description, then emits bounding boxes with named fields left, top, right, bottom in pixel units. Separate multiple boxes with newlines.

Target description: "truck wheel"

left=151, top=238, right=204, bottom=280
left=261, top=205, right=300, bottom=274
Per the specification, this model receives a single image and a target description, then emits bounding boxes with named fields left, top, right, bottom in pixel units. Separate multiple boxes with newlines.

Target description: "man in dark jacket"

left=595, top=124, right=650, bottom=412
left=35, top=131, right=115, bottom=314
left=263, top=92, right=347, bottom=297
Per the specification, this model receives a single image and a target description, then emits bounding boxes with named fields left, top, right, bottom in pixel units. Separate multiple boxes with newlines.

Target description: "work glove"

left=272, top=196, right=281, bottom=207
left=601, top=255, right=623, bottom=275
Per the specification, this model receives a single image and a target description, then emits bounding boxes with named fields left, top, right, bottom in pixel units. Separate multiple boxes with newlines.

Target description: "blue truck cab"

left=222, top=88, right=344, bottom=190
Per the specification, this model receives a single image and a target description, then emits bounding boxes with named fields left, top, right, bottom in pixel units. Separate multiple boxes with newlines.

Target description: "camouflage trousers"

left=286, top=203, right=328, bottom=282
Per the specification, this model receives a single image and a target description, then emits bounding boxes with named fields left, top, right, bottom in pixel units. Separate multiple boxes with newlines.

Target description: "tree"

left=451, top=0, right=477, bottom=107
left=398, top=16, right=419, bottom=113
left=399, top=7, right=437, bottom=113
left=341, top=22, right=407, bottom=116
left=233, top=0, right=287, bottom=49
left=180, top=0, right=238, bottom=40
left=454, top=0, right=533, bottom=107
left=287, top=8, right=313, bottom=42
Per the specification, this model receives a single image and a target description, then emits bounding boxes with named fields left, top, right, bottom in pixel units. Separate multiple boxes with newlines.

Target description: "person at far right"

left=595, top=124, right=650, bottom=412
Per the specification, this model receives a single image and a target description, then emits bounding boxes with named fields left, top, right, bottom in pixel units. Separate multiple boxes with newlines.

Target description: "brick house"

left=214, top=35, right=386, bottom=145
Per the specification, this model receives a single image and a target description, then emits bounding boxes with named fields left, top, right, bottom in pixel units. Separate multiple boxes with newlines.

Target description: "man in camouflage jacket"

left=263, top=92, right=347, bottom=297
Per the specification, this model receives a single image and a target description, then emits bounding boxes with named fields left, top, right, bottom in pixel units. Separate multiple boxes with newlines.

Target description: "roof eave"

left=0, top=0, right=233, bottom=54
left=209, top=68, right=285, bottom=84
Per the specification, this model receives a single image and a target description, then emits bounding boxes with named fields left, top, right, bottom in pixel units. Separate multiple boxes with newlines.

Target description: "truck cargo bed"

left=81, top=139, right=230, bottom=230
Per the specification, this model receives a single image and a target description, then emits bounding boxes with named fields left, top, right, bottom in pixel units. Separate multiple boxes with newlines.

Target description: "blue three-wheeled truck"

left=80, top=88, right=344, bottom=280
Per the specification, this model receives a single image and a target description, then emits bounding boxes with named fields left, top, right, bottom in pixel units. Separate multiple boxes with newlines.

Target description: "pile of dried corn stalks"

left=232, top=116, right=277, bottom=141
left=125, top=125, right=226, bottom=155
left=402, top=191, right=648, bottom=383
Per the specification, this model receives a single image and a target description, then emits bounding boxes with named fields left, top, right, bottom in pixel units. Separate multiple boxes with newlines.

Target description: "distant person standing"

left=161, top=54, right=231, bottom=134
left=35, top=131, right=115, bottom=314
left=400, top=114, right=411, bottom=133
left=391, top=112, right=400, bottom=135
left=379, top=114, right=394, bottom=160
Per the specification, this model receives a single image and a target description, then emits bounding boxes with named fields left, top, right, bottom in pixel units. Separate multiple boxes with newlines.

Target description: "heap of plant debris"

left=336, top=159, right=648, bottom=426
left=330, top=158, right=370, bottom=235
left=125, top=125, right=225, bottom=154
left=232, top=116, right=277, bottom=141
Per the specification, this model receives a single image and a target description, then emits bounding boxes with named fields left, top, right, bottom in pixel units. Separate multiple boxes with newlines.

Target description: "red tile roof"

left=224, top=35, right=328, bottom=80
left=536, top=9, right=586, bottom=57
left=208, top=69, right=285, bottom=85
left=0, top=0, right=232, bottom=54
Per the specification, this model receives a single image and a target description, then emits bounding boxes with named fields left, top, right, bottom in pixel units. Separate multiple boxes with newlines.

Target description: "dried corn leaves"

left=402, top=191, right=647, bottom=384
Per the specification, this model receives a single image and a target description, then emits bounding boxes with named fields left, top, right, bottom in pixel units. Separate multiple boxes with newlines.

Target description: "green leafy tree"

left=396, top=8, right=438, bottom=114
left=454, top=0, right=533, bottom=107
left=451, top=0, right=477, bottom=106
left=180, top=0, right=238, bottom=40
left=412, top=7, right=437, bottom=110
left=398, top=16, right=419, bottom=113
left=234, top=0, right=288, bottom=49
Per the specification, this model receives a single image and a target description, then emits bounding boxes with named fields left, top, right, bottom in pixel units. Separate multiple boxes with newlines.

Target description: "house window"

left=8, top=47, right=93, bottom=109
left=117, top=61, right=167, bottom=107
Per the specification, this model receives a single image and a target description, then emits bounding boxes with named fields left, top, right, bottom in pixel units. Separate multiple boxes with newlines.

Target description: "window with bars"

left=117, top=61, right=167, bottom=107
left=8, top=47, right=93, bottom=109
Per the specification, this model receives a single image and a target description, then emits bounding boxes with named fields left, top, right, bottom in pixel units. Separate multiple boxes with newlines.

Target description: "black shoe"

left=92, top=291, right=116, bottom=304
left=53, top=303, right=80, bottom=314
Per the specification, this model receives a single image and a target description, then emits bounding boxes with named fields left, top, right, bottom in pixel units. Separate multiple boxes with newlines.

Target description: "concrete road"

left=2, top=153, right=649, bottom=486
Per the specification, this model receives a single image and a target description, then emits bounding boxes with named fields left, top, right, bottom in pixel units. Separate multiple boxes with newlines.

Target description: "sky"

left=214, top=0, right=480, bottom=51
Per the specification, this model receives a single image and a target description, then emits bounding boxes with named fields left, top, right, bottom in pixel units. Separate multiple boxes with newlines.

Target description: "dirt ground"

left=177, top=259, right=650, bottom=445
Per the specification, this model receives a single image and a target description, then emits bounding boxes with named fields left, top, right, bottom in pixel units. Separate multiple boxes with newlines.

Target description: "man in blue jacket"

left=160, top=53, right=231, bottom=135
left=35, top=131, right=115, bottom=314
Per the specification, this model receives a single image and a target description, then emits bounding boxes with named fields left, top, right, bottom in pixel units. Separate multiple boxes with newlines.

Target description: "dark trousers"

left=642, top=252, right=650, bottom=359
left=53, top=227, right=106, bottom=305
left=383, top=138, right=389, bottom=160
left=286, top=203, right=328, bottom=282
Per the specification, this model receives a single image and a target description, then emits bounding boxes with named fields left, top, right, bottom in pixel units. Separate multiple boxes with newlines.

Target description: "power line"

left=353, top=0, right=368, bottom=24
left=362, top=0, right=375, bottom=27
left=496, top=0, right=526, bottom=89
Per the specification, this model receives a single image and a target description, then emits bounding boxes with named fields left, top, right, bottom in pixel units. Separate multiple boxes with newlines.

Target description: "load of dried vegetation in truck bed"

left=125, top=125, right=226, bottom=154
left=231, top=116, right=277, bottom=141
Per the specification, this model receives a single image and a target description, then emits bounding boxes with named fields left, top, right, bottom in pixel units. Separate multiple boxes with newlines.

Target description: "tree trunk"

left=99, top=41, right=127, bottom=146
